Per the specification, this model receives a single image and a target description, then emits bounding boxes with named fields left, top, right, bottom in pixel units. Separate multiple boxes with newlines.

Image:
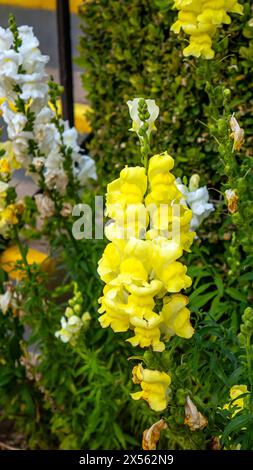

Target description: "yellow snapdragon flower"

left=0, top=204, right=19, bottom=235
left=0, top=142, right=21, bottom=171
left=98, top=152, right=195, bottom=350
left=0, top=158, right=11, bottom=176
left=131, top=364, right=171, bottom=411
left=106, top=166, right=147, bottom=218
left=171, top=0, right=244, bottom=59
left=98, top=285, right=130, bottom=332
left=161, top=294, right=194, bottom=339
left=223, top=384, right=249, bottom=415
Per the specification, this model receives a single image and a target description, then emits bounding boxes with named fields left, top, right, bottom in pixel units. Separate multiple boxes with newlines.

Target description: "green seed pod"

left=176, top=388, right=187, bottom=405
left=223, top=88, right=231, bottom=99
left=74, top=304, right=81, bottom=314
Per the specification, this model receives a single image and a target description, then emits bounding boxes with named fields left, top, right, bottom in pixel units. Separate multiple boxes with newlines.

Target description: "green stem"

left=246, top=336, right=253, bottom=392
left=13, top=225, right=32, bottom=279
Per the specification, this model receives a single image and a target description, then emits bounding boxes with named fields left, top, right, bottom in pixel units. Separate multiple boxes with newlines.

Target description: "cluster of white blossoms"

left=55, top=310, right=91, bottom=344
left=176, top=174, right=214, bottom=231
left=0, top=25, right=48, bottom=102
left=0, top=22, right=96, bottom=195
left=55, top=283, right=91, bottom=345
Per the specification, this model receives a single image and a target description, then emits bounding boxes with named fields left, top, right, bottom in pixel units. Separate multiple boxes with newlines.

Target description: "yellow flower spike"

left=161, top=294, right=194, bottom=339
left=171, top=0, right=244, bottom=59
left=0, top=245, right=53, bottom=281
left=98, top=145, right=194, bottom=351
left=131, top=364, right=171, bottom=411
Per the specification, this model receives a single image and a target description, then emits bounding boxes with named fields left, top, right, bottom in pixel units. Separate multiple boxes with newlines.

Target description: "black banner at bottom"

left=0, top=450, right=252, bottom=468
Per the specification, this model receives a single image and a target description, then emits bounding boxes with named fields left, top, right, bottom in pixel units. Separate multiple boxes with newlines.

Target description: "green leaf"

left=225, top=288, right=247, bottom=303
left=191, top=291, right=217, bottom=309
left=222, top=414, right=253, bottom=441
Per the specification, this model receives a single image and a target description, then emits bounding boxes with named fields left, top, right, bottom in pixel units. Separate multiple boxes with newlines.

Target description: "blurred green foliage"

left=78, top=0, right=253, bottom=183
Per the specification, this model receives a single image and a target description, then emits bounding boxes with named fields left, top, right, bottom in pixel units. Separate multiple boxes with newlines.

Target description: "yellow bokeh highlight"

left=0, top=0, right=83, bottom=14
left=0, top=245, right=53, bottom=280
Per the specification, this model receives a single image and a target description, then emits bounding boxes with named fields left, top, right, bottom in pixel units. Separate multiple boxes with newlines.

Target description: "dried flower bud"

left=230, top=115, right=245, bottom=152
left=184, top=396, right=208, bottom=431
left=15, top=200, right=25, bottom=215
left=35, top=193, right=55, bottom=218
left=210, top=436, right=221, bottom=451
left=225, top=189, right=238, bottom=214
left=142, top=419, right=168, bottom=450
left=60, top=202, right=72, bottom=217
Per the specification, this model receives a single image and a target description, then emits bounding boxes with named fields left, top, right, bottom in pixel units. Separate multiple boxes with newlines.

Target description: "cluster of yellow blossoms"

left=171, top=0, right=244, bottom=59
left=98, top=150, right=195, bottom=410
left=0, top=142, right=22, bottom=237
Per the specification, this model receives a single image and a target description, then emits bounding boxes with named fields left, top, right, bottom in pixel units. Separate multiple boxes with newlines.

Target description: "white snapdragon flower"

left=12, top=133, right=31, bottom=166
left=17, top=26, right=49, bottom=100
left=1, top=101, right=31, bottom=166
left=0, top=49, right=21, bottom=77
left=0, top=27, right=13, bottom=51
left=127, top=98, right=159, bottom=137
left=62, top=123, right=97, bottom=184
left=20, top=82, right=49, bottom=101
left=0, top=288, right=12, bottom=315
left=0, top=50, right=21, bottom=100
left=1, top=101, right=27, bottom=139
left=35, top=122, right=59, bottom=156
left=44, top=169, right=68, bottom=195
left=55, top=314, right=83, bottom=344
left=176, top=175, right=214, bottom=231
left=62, top=125, right=80, bottom=153
left=44, top=147, right=62, bottom=171
left=73, top=153, right=97, bottom=186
